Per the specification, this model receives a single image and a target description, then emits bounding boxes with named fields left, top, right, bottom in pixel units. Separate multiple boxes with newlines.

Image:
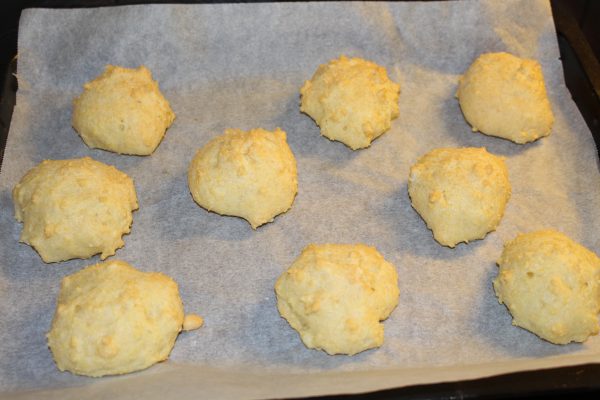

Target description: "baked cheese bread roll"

left=494, top=230, right=600, bottom=344
left=301, top=56, right=400, bottom=150
left=188, top=128, right=297, bottom=229
left=47, top=260, right=203, bottom=377
left=408, top=147, right=510, bottom=247
left=275, top=243, right=399, bottom=355
left=457, top=52, right=554, bottom=144
left=73, top=65, right=175, bottom=155
left=13, top=157, right=138, bottom=262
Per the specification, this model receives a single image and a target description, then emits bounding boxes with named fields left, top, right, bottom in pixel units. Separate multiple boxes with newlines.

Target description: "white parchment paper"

left=1, top=1, right=600, bottom=398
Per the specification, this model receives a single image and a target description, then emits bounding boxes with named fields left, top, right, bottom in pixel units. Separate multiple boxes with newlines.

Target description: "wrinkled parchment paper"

left=1, top=1, right=600, bottom=398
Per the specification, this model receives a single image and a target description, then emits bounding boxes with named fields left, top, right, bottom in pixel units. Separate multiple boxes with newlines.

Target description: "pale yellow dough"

left=408, top=147, right=511, bottom=247
left=188, top=128, right=298, bottom=229
left=275, top=244, right=399, bottom=355
left=457, top=52, right=554, bottom=144
left=72, top=65, right=175, bottom=155
left=47, top=260, right=202, bottom=377
left=13, top=157, right=138, bottom=263
left=493, top=230, right=600, bottom=344
left=300, top=55, right=400, bottom=150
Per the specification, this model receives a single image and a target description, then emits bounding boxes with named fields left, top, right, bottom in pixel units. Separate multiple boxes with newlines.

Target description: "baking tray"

left=1, top=1, right=599, bottom=399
